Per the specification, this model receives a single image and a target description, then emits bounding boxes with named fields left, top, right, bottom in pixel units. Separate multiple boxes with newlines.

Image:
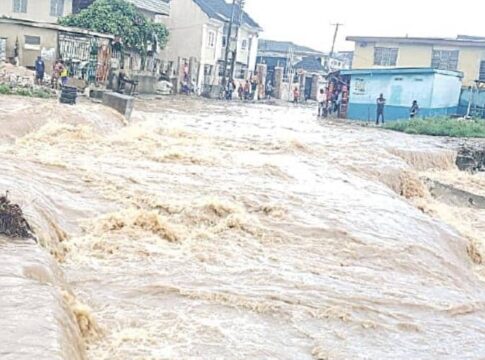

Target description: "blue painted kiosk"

left=340, top=68, right=463, bottom=121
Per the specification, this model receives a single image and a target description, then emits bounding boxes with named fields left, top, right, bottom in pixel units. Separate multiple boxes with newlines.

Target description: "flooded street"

left=1, top=95, right=485, bottom=359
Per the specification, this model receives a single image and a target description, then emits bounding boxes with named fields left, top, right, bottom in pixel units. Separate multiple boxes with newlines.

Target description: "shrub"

left=384, top=117, right=485, bottom=138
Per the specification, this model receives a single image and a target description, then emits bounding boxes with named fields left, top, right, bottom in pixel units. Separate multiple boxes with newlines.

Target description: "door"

left=0, top=38, right=6, bottom=62
left=304, top=76, right=312, bottom=100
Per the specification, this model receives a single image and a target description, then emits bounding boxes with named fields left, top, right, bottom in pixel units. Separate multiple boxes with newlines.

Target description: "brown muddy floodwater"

left=1, top=95, right=485, bottom=359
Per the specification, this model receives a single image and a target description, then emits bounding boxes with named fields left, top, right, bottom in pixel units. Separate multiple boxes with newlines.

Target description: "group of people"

left=224, top=76, right=271, bottom=101
left=315, top=88, right=344, bottom=117
left=314, top=89, right=420, bottom=124
left=375, top=94, right=420, bottom=125
left=34, top=56, right=70, bottom=89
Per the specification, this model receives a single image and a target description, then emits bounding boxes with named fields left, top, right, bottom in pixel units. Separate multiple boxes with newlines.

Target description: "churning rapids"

left=1, top=95, right=485, bottom=360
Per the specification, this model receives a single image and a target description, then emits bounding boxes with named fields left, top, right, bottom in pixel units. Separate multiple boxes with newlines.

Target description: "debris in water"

left=0, top=192, right=35, bottom=239
left=456, top=144, right=485, bottom=172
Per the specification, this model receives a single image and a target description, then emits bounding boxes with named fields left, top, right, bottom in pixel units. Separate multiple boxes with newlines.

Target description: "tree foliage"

left=59, top=0, right=169, bottom=54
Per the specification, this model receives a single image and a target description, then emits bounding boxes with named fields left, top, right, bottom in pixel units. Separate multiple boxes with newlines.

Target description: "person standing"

left=250, top=73, right=259, bottom=100
left=317, top=88, right=327, bottom=117
left=266, top=81, right=273, bottom=100
left=34, top=56, right=45, bottom=85
left=226, top=80, right=234, bottom=100
left=376, top=93, right=386, bottom=125
left=60, top=61, right=69, bottom=87
left=244, top=80, right=251, bottom=100
left=51, top=60, right=62, bottom=89
left=293, top=87, right=300, bottom=104
left=410, top=100, right=420, bottom=119
left=238, top=84, right=244, bottom=100
left=336, top=91, right=343, bottom=117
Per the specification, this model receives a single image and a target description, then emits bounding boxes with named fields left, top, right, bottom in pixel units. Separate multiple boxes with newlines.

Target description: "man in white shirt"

left=317, top=88, right=328, bottom=117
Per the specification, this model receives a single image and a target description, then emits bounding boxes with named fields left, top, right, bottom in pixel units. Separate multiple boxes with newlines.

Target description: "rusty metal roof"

left=126, top=0, right=170, bottom=15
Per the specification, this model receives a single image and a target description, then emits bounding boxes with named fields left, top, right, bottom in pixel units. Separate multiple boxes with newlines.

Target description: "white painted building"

left=160, top=0, right=262, bottom=91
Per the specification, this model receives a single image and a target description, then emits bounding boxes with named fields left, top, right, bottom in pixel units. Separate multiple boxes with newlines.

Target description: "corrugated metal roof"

left=193, top=0, right=261, bottom=30
left=295, top=57, right=325, bottom=73
left=126, top=0, right=170, bottom=15
left=258, top=39, right=324, bottom=56
left=0, top=17, right=115, bottom=39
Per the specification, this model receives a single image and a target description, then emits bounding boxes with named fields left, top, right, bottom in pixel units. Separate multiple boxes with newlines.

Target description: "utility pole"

left=330, top=22, right=343, bottom=58
left=222, top=0, right=237, bottom=89
left=229, top=0, right=246, bottom=81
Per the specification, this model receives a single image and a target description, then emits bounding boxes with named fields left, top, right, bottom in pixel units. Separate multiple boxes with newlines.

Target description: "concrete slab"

left=89, top=89, right=105, bottom=100
left=102, top=92, right=134, bottom=120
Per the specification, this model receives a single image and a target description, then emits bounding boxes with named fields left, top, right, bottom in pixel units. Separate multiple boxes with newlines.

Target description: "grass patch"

left=384, top=117, right=485, bottom=138
left=0, top=84, right=53, bottom=99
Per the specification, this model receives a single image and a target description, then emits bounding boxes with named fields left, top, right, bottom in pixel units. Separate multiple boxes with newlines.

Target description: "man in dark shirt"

left=34, top=56, right=45, bottom=85
left=376, top=93, right=386, bottom=125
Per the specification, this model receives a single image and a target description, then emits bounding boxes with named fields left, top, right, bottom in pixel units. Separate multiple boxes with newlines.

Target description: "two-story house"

left=160, top=0, right=262, bottom=92
left=0, top=0, right=170, bottom=25
left=257, top=39, right=350, bottom=82
left=347, top=35, right=485, bottom=87
left=0, top=0, right=72, bottom=23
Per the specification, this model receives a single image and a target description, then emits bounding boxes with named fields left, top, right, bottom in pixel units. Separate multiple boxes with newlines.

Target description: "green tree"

left=59, top=0, right=169, bottom=56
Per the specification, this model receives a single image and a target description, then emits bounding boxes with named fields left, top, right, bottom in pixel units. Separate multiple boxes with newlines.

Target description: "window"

left=373, top=47, right=398, bottom=66
left=431, top=50, right=459, bottom=71
left=208, top=31, right=215, bottom=48
left=480, top=61, right=485, bottom=81
left=222, top=36, right=227, bottom=48
left=235, top=63, right=247, bottom=79
left=50, top=0, right=64, bottom=17
left=241, top=39, right=247, bottom=50
left=218, top=62, right=225, bottom=76
left=24, top=35, right=40, bottom=50
left=13, top=0, right=27, bottom=13
left=204, top=64, right=213, bottom=76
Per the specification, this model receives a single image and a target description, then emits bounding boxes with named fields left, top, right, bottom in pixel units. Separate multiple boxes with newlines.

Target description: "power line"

left=222, top=0, right=237, bottom=88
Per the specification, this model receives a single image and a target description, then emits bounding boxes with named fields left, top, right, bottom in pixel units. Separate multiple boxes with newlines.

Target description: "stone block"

left=102, top=91, right=134, bottom=119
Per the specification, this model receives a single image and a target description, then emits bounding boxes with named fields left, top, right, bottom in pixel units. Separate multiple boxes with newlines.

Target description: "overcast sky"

left=245, top=0, right=485, bottom=52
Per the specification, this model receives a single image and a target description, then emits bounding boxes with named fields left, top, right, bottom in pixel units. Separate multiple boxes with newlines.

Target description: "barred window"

left=13, top=0, right=27, bottom=13
left=374, top=47, right=398, bottom=66
left=431, top=50, right=459, bottom=71
left=480, top=61, right=485, bottom=81
left=50, top=0, right=65, bottom=16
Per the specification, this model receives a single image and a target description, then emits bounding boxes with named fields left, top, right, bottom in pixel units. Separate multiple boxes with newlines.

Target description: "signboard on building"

left=353, top=78, right=366, bottom=95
